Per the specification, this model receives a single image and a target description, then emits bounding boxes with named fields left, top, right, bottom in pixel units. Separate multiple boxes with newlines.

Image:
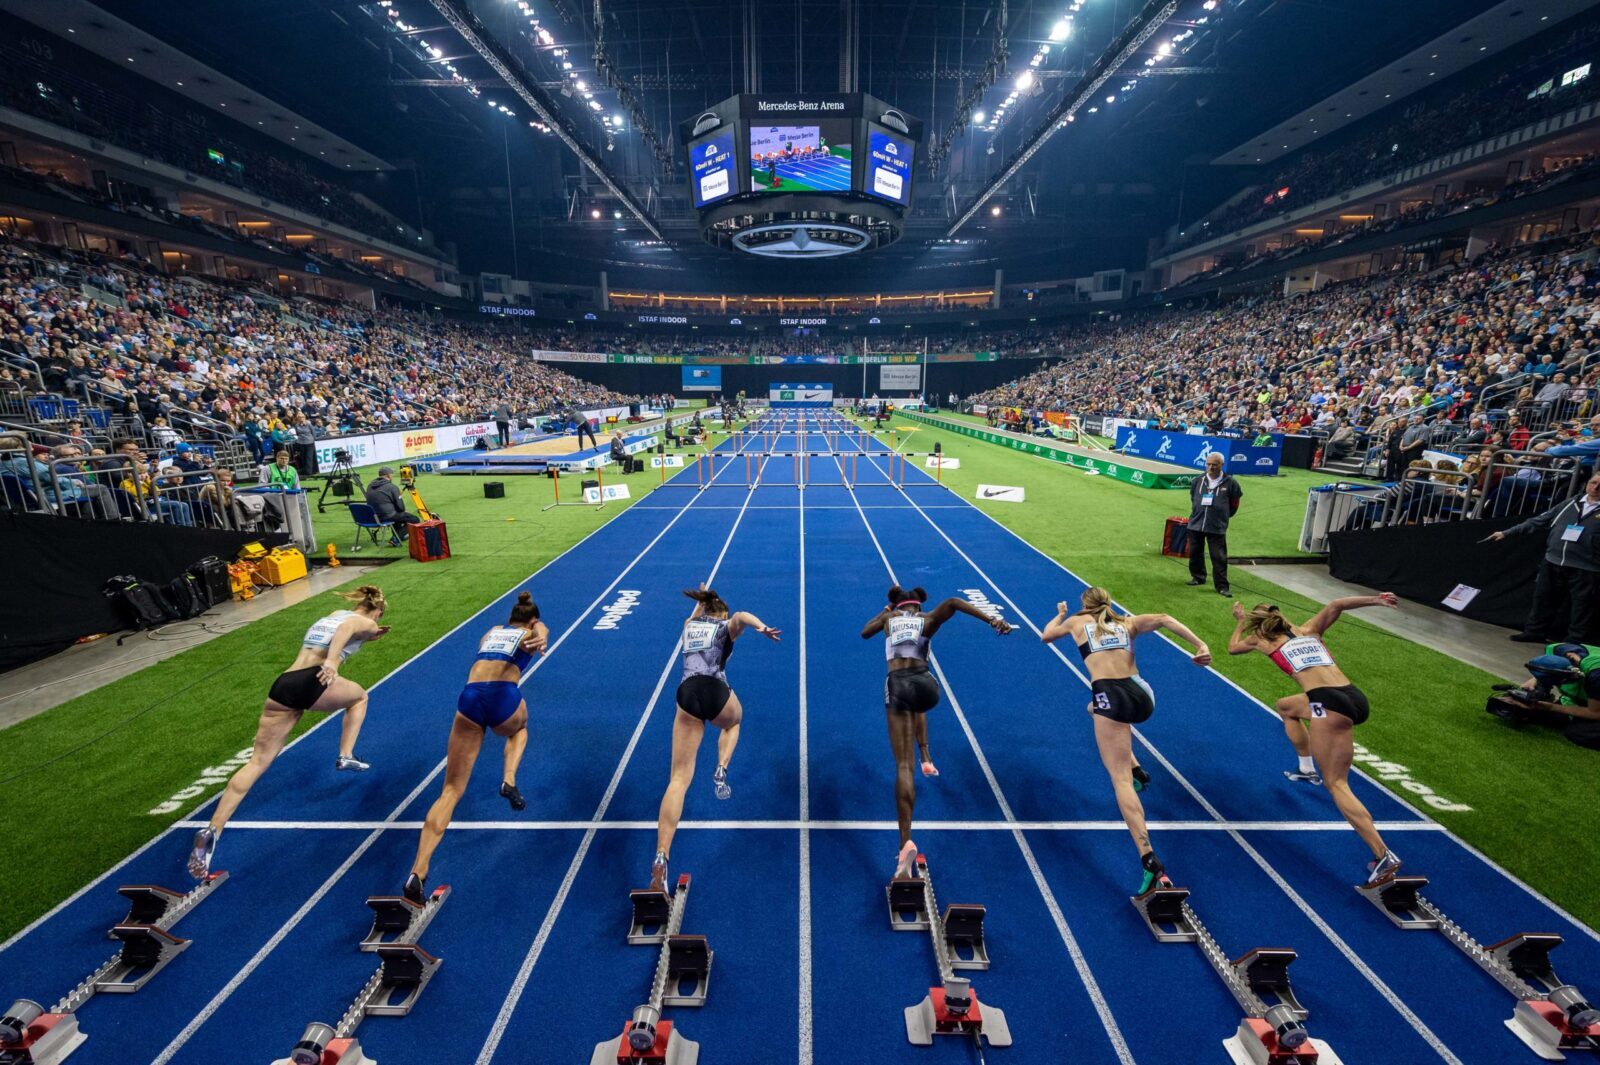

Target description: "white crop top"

left=302, top=610, right=373, bottom=662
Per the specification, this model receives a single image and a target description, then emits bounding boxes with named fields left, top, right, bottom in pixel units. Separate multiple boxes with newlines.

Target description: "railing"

left=0, top=348, right=46, bottom=392
left=1331, top=449, right=1583, bottom=532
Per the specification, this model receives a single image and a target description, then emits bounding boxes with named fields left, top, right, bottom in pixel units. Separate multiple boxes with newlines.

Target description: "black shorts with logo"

left=1089, top=676, right=1155, bottom=725
left=1306, top=684, right=1370, bottom=726
left=886, top=664, right=941, bottom=714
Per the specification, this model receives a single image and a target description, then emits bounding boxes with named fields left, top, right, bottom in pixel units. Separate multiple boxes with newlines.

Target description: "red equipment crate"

left=1161, top=516, right=1192, bottom=558
left=408, top=519, right=450, bottom=563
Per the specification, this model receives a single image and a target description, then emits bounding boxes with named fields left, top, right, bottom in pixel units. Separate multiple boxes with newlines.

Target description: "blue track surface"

left=3, top=411, right=1598, bottom=1064
left=752, top=154, right=853, bottom=192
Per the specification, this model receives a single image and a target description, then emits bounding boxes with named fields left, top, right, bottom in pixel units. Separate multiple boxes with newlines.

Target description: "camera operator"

left=1488, top=643, right=1600, bottom=750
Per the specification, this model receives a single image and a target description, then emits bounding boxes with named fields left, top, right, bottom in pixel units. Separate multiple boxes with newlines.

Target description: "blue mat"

left=2, top=411, right=1593, bottom=1065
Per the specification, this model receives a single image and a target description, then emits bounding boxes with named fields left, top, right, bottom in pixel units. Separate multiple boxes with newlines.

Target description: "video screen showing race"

left=747, top=121, right=854, bottom=192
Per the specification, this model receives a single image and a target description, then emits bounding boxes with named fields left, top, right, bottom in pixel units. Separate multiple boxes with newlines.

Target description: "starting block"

left=360, top=885, right=450, bottom=951
left=1355, top=874, right=1600, bottom=1060
left=592, top=874, right=709, bottom=1065
left=1131, top=885, right=1340, bottom=1064
left=0, top=873, right=226, bottom=1065
left=894, top=855, right=1011, bottom=1050
left=276, top=1025, right=376, bottom=1065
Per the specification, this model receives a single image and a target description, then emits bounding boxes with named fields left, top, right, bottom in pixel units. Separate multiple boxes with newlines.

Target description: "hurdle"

left=887, top=853, right=1010, bottom=1054
left=592, top=874, right=712, bottom=1065
left=1131, top=885, right=1341, bottom=1064
left=542, top=467, right=608, bottom=511
left=0, top=873, right=228, bottom=1065
left=269, top=885, right=451, bottom=1065
left=1357, top=876, right=1600, bottom=1060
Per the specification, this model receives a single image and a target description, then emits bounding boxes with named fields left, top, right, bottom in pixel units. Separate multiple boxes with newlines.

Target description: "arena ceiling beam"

left=423, top=0, right=665, bottom=241
left=946, top=0, right=1180, bottom=237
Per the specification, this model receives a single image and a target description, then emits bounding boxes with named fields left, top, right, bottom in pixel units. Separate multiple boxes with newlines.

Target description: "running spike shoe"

left=501, top=782, right=527, bottom=811
left=650, top=852, right=669, bottom=894
left=1283, top=769, right=1323, bottom=786
left=187, top=826, right=216, bottom=881
left=894, top=839, right=918, bottom=880
left=712, top=764, right=731, bottom=800
left=403, top=873, right=425, bottom=905
left=1366, top=851, right=1402, bottom=885
left=1131, top=765, right=1152, bottom=792
left=1136, top=851, right=1171, bottom=897
left=920, top=757, right=940, bottom=778
left=335, top=755, right=371, bottom=772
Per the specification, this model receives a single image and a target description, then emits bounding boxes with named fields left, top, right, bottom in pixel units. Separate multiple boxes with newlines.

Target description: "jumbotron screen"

left=747, top=120, right=855, bottom=193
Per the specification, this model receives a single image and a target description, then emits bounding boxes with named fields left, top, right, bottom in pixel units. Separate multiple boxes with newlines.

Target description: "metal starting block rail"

left=0, top=872, right=228, bottom=1065
left=1131, top=885, right=1343, bottom=1065
left=887, top=854, right=1011, bottom=1053
left=269, top=884, right=451, bottom=1065
left=592, top=874, right=713, bottom=1065
left=1358, top=875, right=1600, bottom=1061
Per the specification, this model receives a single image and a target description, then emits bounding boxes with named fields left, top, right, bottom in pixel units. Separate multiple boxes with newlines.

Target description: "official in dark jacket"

left=1186, top=452, right=1243, bottom=595
left=1490, top=472, right=1600, bottom=643
left=365, top=467, right=421, bottom=546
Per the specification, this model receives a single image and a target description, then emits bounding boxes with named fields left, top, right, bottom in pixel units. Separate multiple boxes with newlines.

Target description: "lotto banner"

left=1111, top=426, right=1281, bottom=476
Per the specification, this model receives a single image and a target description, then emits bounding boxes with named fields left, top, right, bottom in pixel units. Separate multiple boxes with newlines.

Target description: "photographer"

left=1489, top=643, right=1600, bottom=750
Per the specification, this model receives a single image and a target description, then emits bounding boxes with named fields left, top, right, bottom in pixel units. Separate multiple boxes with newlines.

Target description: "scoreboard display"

left=682, top=94, right=921, bottom=210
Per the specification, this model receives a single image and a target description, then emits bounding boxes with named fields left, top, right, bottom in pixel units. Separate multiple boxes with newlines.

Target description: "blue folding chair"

left=347, top=502, right=387, bottom=551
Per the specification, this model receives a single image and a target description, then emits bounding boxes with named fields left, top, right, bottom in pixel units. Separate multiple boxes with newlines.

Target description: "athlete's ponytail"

left=1080, top=587, right=1124, bottom=629
left=1241, top=603, right=1294, bottom=641
left=340, top=584, right=386, bottom=613
left=683, top=586, right=729, bottom=617
left=887, top=585, right=928, bottom=608
left=509, top=591, right=540, bottom=624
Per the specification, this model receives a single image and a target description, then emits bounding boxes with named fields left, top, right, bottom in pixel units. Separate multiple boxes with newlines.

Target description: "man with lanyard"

left=1186, top=451, right=1243, bottom=596
left=1491, top=472, right=1600, bottom=644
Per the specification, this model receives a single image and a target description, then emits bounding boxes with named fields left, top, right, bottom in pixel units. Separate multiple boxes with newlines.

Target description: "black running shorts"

left=1090, top=676, right=1155, bottom=725
left=267, top=666, right=329, bottom=712
left=677, top=675, right=731, bottom=722
left=886, top=664, right=940, bottom=714
left=1306, top=684, right=1370, bottom=726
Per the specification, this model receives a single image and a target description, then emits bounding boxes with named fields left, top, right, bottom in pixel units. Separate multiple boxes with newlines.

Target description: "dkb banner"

left=1112, top=427, right=1281, bottom=476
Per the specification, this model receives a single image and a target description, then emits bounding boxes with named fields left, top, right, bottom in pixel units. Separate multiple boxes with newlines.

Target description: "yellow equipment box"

left=257, top=546, right=307, bottom=586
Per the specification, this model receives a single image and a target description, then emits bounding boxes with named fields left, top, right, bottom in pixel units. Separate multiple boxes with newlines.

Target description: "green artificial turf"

left=888, top=412, right=1600, bottom=928
left=3, top=412, right=1597, bottom=941
left=0, top=446, right=697, bottom=942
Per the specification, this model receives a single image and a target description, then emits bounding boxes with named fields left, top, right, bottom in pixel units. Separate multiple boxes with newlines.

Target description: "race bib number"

left=1280, top=637, right=1335, bottom=672
left=304, top=614, right=344, bottom=647
left=1309, top=702, right=1327, bottom=719
left=1086, top=623, right=1129, bottom=653
left=887, top=615, right=925, bottom=646
left=480, top=626, right=523, bottom=657
left=1093, top=692, right=1112, bottom=711
left=684, top=620, right=719, bottom=653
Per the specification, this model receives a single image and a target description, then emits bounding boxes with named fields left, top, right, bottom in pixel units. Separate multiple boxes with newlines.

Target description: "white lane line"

left=797, top=449, right=814, bottom=1065
left=940, top=473, right=1600, bottom=944
left=172, top=819, right=1447, bottom=833
left=473, top=476, right=760, bottom=1065
left=0, top=475, right=698, bottom=960
left=147, top=455, right=739, bottom=1062
left=837, top=455, right=1137, bottom=1065
left=872, top=464, right=1463, bottom=1065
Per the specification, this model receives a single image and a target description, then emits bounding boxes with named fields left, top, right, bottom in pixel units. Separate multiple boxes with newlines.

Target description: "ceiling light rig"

left=926, top=0, right=1009, bottom=177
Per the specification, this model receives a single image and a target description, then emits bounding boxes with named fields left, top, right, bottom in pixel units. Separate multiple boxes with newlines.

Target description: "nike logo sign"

left=981, top=489, right=1010, bottom=498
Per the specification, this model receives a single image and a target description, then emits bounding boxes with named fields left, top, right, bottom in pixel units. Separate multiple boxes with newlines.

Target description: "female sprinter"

left=863, top=586, right=1012, bottom=880
left=1040, top=588, right=1211, bottom=895
left=403, top=591, right=547, bottom=902
left=649, top=586, right=781, bottom=892
left=1228, top=594, right=1403, bottom=885
left=188, top=586, right=389, bottom=878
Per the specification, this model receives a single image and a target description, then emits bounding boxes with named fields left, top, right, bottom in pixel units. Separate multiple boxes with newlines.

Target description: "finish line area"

left=4, top=411, right=1599, bottom=1065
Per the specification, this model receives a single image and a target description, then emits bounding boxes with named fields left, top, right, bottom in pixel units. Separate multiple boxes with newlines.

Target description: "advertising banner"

left=315, top=420, right=496, bottom=469
left=1112, top=426, right=1281, bottom=476
left=898, top=410, right=1196, bottom=489
left=682, top=366, right=723, bottom=392
left=879, top=364, right=923, bottom=391
left=769, top=382, right=834, bottom=406
left=530, top=349, right=608, bottom=363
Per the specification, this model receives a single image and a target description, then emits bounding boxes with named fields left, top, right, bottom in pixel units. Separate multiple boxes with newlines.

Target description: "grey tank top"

left=681, top=617, right=731, bottom=681
left=885, top=610, right=931, bottom=662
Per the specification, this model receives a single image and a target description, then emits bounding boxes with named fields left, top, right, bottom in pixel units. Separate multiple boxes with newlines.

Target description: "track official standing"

left=572, top=406, right=598, bottom=450
left=1187, top=452, right=1242, bottom=596
left=495, top=402, right=512, bottom=448
left=1490, top=472, right=1600, bottom=644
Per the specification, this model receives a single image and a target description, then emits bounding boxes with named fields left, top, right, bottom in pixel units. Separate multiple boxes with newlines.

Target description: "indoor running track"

left=3, top=412, right=1597, bottom=1065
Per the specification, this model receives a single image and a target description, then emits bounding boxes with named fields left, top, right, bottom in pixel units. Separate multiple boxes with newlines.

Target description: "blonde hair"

left=339, top=584, right=386, bottom=613
left=1240, top=602, right=1294, bottom=642
left=1080, top=587, right=1125, bottom=630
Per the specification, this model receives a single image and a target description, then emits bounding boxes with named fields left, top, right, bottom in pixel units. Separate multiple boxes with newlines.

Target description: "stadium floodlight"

left=589, top=99, right=603, bottom=111
left=1105, top=94, right=1115, bottom=103
left=972, top=110, right=986, bottom=124
left=1158, top=40, right=1172, bottom=55
left=612, top=113, right=625, bottom=126
left=562, top=60, right=572, bottom=70
left=537, top=28, right=554, bottom=45
left=591, top=208, right=602, bottom=219
left=575, top=79, right=587, bottom=91
left=1015, top=69, right=1035, bottom=91
left=613, top=210, right=623, bottom=219
left=990, top=204, right=1002, bottom=216
left=1050, top=19, right=1071, bottom=41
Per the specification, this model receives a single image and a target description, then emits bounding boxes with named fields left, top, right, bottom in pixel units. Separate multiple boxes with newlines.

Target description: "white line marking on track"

left=144, top=452, right=741, bottom=1061
left=837, top=453, right=1138, bottom=1065
left=872, top=459, right=1464, bottom=1064
left=473, top=469, right=760, bottom=1065
left=797, top=452, right=814, bottom=1065
left=179, top=819, right=1445, bottom=833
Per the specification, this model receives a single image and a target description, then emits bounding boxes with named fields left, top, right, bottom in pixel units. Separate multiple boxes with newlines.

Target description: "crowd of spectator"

left=1171, top=13, right=1600, bottom=253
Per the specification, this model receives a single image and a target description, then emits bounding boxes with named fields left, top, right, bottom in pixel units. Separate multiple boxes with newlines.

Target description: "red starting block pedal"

left=591, top=1019, right=699, bottom=1065
left=1224, top=1018, right=1344, bottom=1065
left=904, top=979, right=1011, bottom=1047
left=0, top=1009, right=86, bottom=1065
left=1507, top=998, right=1600, bottom=1061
